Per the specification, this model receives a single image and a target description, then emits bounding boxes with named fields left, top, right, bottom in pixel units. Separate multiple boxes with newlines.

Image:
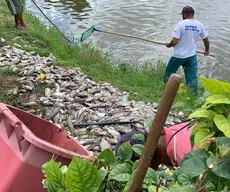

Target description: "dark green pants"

left=164, top=55, right=198, bottom=94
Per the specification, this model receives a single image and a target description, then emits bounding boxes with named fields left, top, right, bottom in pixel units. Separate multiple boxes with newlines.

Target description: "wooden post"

left=128, top=74, right=181, bottom=192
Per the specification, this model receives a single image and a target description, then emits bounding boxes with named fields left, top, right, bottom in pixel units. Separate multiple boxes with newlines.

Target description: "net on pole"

left=80, top=26, right=95, bottom=42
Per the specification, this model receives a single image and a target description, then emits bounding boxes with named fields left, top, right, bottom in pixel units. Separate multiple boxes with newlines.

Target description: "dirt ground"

left=0, top=74, right=44, bottom=111
left=0, top=74, right=18, bottom=91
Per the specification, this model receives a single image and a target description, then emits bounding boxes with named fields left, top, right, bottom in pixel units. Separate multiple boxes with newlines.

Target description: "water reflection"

left=43, top=0, right=90, bottom=12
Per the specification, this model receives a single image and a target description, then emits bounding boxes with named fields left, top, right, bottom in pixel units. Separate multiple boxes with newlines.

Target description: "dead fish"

left=107, top=129, right=121, bottom=140
left=99, top=137, right=112, bottom=151
left=12, top=87, right=19, bottom=96
left=114, top=125, right=132, bottom=134
left=22, top=85, right=33, bottom=91
left=78, top=137, right=101, bottom=146
left=67, top=116, right=74, bottom=129
left=21, top=101, right=37, bottom=106
left=45, top=88, right=52, bottom=98
left=108, top=138, right=118, bottom=144
left=48, top=107, right=60, bottom=120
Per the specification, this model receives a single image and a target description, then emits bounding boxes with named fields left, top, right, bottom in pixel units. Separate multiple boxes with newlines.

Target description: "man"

left=115, top=122, right=195, bottom=169
left=5, top=0, right=27, bottom=30
left=164, top=6, right=210, bottom=94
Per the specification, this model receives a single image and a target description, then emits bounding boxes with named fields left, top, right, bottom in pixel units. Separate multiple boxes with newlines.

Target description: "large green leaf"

left=144, top=168, right=157, bottom=182
left=108, top=163, right=132, bottom=182
left=66, top=156, right=101, bottom=192
left=216, top=137, right=230, bottom=157
left=132, top=144, right=144, bottom=156
left=182, top=149, right=209, bottom=163
left=123, top=172, right=135, bottom=192
left=189, top=109, right=216, bottom=120
left=199, top=77, right=230, bottom=95
left=194, top=123, right=213, bottom=131
left=117, top=142, right=133, bottom=161
left=170, top=184, right=196, bottom=192
left=148, top=185, right=168, bottom=192
left=205, top=94, right=230, bottom=106
left=98, top=148, right=115, bottom=166
left=212, top=156, right=230, bottom=180
left=43, top=180, right=64, bottom=192
left=214, top=114, right=230, bottom=137
left=219, top=146, right=230, bottom=158
left=177, top=173, right=194, bottom=186
left=180, top=156, right=208, bottom=177
left=217, top=137, right=230, bottom=147
left=194, top=128, right=214, bottom=148
left=98, top=167, right=107, bottom=183
left=131, top=133, right=145, bottom=142
left=43, top=159, right=66, bottom=191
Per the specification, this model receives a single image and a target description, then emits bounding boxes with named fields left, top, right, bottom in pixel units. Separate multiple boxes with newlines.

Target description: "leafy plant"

left=42, top=77, right=230, bottom=192
left=42, top=134, right=167, bottom=192
left=42, top=156, right=101, bottom=192
left=173, top=77, right=230, bottom=191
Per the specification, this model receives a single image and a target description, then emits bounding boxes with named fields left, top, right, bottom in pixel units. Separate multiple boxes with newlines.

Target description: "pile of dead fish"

left=0, top=44, right=183, bottom=155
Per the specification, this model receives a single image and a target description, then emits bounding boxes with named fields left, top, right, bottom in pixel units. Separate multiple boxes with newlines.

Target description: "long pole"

left=96, top=28, right=215, bottom=57
left=31, top=0, right=71, bottom=43
left=128, top=74, right=181, bottom=192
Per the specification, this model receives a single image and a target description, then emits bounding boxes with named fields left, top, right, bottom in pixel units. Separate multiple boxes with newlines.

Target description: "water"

left=26, top=0, right=230, bottom=81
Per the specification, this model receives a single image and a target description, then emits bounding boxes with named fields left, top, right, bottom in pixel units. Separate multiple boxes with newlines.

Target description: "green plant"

left=42, top=77, right=230, bottom=192
left=35, top=82, right=55, bottom=92
left=42, top=156, right=101, bottom=192
left=0, top=66, right=18, bottom=75
left=42, top=133, right=167, bottom=192
left=172, top=82, right=209, bottom=118
left=167, top=77, right=230, bottom=192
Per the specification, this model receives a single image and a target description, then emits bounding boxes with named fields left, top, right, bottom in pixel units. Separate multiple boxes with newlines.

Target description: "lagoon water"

left=26, top=0, right=230, bottom=81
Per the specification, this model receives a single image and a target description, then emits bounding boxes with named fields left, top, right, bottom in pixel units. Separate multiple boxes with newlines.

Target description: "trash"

left=97, top=112, right=105, bottom=118
left=122, top=95, right=128, bottom=103
left=36, top=73, right=46, bottom=81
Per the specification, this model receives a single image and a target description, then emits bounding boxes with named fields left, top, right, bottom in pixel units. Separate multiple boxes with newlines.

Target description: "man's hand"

left=203, top=37, right=210, bottom=56
left=204, top=50, right=209, bottom=56
left=166, top=38, right=179, bottom=48
left=166, top=43, right=171, bottom=48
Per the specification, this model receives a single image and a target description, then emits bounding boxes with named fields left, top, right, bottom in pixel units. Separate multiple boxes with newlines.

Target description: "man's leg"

left=19, top=13, right=27, bottom=27
left=14, top=14, right=23, bottom=29
left=164, top=57, right=183, bottom=83
left=183, top=55, right=198, bottom=94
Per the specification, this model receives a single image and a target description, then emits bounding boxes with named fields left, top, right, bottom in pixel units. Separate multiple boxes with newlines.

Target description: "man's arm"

left=202, top=37, right=210, bottom=56
left=166, top=37, right=179, bottom=48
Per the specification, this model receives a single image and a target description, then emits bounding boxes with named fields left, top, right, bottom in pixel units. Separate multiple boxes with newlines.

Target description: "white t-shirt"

left=172, top=19, right=208, bottom=58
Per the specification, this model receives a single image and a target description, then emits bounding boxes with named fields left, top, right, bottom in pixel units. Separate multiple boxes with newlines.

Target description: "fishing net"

left=80, top=25, right=95, bottom=42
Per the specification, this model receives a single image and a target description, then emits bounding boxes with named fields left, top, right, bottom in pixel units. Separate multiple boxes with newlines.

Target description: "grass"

left=0, top=93, right=18, bottom=106
left=0, top=66, right=19, bottom=75
left=0, top=1, right=204, bottom=117
left=36, top=82, right=55, bottom=92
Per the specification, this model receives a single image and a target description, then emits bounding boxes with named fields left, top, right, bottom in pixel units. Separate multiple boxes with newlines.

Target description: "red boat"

left=0, top=103, right=90, bottom=192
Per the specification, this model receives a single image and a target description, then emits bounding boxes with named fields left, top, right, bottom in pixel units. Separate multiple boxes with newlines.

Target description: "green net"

left=80, top=25, right=95, bottom=42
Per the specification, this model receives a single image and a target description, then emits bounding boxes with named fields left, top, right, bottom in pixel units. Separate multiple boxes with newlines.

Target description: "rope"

left=31, top=0, right=73, bottom=44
